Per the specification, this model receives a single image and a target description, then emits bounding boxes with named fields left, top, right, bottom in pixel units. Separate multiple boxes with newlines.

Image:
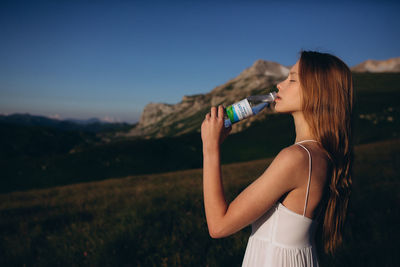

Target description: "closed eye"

left=290, top=80, right=296, bottom=82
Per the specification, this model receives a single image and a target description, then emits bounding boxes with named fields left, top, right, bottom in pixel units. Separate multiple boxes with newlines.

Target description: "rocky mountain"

left=124, top=60, right=289, bottom=139
left=351, top=57, right=400, bottom=73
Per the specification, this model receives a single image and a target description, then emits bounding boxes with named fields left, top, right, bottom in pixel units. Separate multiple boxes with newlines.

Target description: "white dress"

left=242, top=140, right=320, bottom=267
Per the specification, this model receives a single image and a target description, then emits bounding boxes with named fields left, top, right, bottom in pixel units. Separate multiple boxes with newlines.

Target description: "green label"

left=226, top=105, right=235, bottom=123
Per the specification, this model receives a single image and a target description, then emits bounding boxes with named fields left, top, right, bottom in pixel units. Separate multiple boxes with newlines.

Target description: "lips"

left=275, top=94, right=282, bottom=101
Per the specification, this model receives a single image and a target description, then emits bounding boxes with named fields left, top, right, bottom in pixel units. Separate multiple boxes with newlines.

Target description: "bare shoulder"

left=274, top=145, right=310, bottom=170
left=270, top=144, right=326, bottom=188
left=258, top=145, right=311, bottom=189
left=279, top=143, right=330, bottom=165
left=281, top=143, right=331, bottom=185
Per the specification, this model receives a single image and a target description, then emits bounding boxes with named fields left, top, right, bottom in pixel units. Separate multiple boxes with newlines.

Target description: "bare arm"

left=201, top=106, right=230, bottom=237
left=201, top=106, right=305, bottom=238
left=203, top=145, right=228, bottom=237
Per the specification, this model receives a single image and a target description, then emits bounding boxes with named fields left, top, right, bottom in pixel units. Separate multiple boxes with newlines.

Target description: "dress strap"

left=295, top=143, right=312, bottom=217
left=296, top=139, right=319, bottom=144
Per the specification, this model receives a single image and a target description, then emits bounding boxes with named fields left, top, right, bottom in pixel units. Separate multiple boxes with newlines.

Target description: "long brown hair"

left=298, top=51, right=354, bottom=254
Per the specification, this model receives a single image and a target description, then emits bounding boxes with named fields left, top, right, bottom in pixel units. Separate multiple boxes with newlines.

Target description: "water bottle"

left=224, top=92, right=277, bottom=128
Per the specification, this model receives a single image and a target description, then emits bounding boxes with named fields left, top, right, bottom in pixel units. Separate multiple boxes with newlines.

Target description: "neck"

left=292, top=111, right=316, bottom=143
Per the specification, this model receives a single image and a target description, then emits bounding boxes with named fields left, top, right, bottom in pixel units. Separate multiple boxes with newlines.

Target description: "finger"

left=210, top=106, right=217, bottom=118
left=217, top=105, right=224, bottom=119
left=205, top=113, right=210, bottom=119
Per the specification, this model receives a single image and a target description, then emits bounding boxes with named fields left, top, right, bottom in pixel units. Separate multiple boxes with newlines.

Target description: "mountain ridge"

left=124, top=59, right=289, bottom=139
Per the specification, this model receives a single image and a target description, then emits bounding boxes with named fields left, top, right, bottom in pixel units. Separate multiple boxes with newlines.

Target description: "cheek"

left=289, top=97, right=302, bottom=110
left=291, top=86, right=302, bottom=106
left=274, top=97, right=301, bottom=113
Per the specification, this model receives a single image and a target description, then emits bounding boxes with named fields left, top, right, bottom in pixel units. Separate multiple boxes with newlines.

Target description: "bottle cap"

left=269, top=91, right=277, bottom=100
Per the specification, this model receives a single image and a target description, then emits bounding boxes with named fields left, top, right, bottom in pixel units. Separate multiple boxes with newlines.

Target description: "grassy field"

left=1, top=138, right=399, bottom=266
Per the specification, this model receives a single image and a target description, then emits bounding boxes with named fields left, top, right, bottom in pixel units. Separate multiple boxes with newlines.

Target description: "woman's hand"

left=201, top=105, right=231, bottom=152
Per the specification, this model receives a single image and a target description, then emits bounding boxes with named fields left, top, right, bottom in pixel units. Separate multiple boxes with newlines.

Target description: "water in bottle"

left=224, top=92, right=277, bottom=128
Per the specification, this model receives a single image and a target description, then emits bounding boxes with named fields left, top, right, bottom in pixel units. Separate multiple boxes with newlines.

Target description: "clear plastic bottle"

left=224, top=92, right=277, bottom=128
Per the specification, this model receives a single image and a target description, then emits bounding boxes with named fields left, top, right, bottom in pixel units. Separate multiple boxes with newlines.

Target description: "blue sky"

left=0, top=0, right=399, bottom=123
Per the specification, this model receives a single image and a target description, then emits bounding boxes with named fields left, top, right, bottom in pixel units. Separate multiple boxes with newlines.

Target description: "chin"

left=274, top=105, right=289, bottom=114
left=274, top=103, right=299, bottom=114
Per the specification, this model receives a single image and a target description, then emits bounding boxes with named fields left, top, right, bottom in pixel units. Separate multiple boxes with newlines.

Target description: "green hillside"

left=0, top=139, right=398, bottom=266
left=0, top=73, right=399, bottom=193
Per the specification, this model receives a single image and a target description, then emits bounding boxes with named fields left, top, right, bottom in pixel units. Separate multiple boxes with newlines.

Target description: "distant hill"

left=0, top=114, right=135, bottom=162
left=351, top=57, right=400, bottom=73
left=0, top=122, right=99, bottom=160
left=0, top=113, right=134, bottom=133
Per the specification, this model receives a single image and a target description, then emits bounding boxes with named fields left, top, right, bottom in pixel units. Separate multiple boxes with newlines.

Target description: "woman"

left=201, top=51, right=353, bottom=266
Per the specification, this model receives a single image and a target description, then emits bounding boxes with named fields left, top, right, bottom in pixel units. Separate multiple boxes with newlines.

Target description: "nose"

left=276, top=81, right=282, bottom=91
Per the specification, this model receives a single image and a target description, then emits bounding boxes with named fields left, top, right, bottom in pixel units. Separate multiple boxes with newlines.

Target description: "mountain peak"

left=238, top=59, right=289, bottom=79
left=351, top=57, right=400, bottom=72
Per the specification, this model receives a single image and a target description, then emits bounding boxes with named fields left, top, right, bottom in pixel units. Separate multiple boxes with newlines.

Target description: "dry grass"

left=0, top=139, right=398, bottom=266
